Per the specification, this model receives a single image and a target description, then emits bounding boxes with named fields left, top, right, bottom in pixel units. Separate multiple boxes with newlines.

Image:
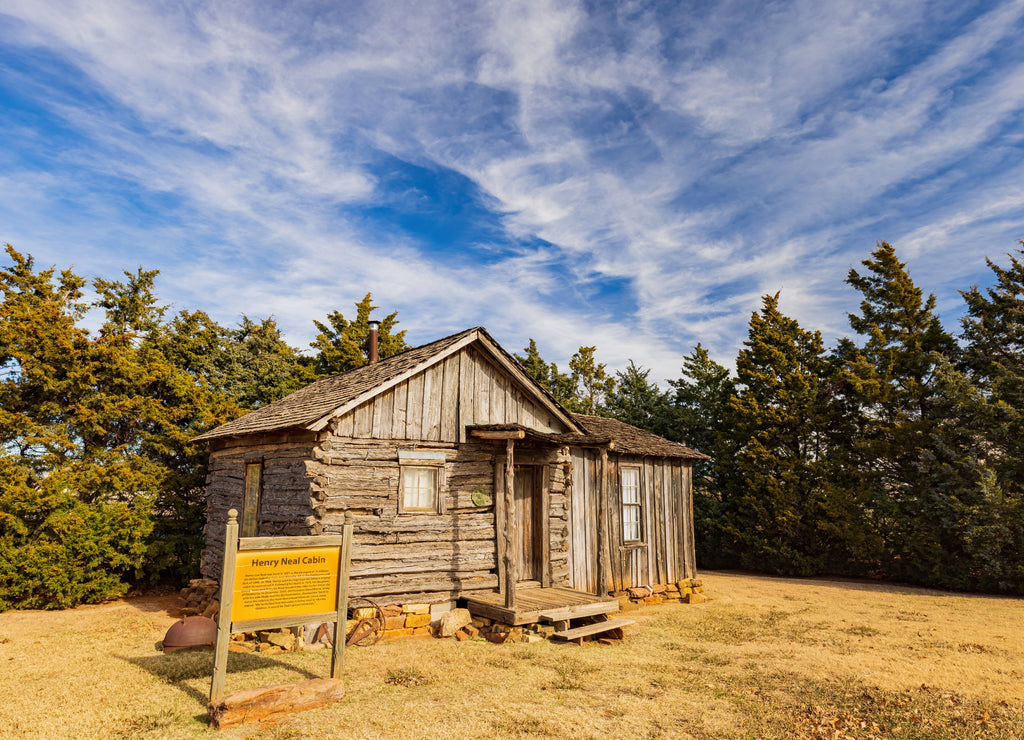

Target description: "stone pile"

left=362, top=602, right=433, bottom=642
left=456, top=615, right=552, bottom=644
left=179, top=578, right=220, bottom=619
left=228, top=627, right=306, bottom=654
left=613, top=578, right=707, bottom=609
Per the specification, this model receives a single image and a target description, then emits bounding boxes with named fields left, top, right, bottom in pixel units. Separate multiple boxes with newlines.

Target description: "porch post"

left=597, top=447, right=612, bottom=595
left=503, top=439, right=517, bottom=610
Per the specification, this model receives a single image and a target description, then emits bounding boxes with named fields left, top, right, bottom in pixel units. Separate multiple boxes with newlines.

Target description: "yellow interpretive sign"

left=230, top=546, right=340, bottom=623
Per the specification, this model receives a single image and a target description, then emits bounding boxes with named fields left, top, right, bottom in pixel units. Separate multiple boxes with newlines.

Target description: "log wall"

left=568, top=450, right=695, bottom=594
left=201, top=431, right=319, bottom=579
left=310, top=437, right=571, bottom=605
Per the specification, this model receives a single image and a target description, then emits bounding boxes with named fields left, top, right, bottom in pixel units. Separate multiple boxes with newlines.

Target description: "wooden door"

left=513, top=465, right=543, bottom=582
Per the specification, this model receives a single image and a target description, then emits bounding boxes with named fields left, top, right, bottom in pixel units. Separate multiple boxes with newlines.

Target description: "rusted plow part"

left=346, top=597, right=385, bottom=647
left=313, top=597, right=385, bottom=648
left=346, top=619, right=379, bottom=646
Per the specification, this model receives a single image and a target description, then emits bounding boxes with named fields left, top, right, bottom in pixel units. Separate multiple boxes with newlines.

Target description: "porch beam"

left=503, top=439, right=517, bottom=610
left=470, top=429, right=526, bottom=440
left=597, top=448, right=612, bottom=595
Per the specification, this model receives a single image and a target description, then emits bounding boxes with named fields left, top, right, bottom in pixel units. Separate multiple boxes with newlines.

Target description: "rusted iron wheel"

left=346, top=597, right=384, bottom=647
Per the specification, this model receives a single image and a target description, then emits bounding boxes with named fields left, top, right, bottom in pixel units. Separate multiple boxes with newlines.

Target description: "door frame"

left=513, top=464, right=544, bottom=583
left=495, top=454, right=551, bottom=591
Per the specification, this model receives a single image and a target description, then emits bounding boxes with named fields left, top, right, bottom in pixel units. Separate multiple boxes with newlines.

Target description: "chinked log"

left=347, top=571, right=498, bottom=596
left=335, top=512, right=494, bottom=532
left=349, top=554, right=496, bottom=577
left=351, top=540, right=496, bottom=562
left=352, top=529, right=496, bottom=546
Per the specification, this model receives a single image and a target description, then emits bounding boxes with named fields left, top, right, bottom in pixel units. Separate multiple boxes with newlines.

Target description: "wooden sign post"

left=208, top=509, right=353, bottom=728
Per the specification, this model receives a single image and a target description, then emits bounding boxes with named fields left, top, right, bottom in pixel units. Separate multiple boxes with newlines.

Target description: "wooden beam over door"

left=470, top=429, right=526, bottom=440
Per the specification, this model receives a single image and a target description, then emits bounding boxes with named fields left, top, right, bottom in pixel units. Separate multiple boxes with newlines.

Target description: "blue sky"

left=2, top=0, right=1023, bottom=383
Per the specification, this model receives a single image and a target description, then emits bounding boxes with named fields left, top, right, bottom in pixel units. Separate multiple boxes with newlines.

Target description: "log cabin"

left=194, top=326, right=708, bottom=624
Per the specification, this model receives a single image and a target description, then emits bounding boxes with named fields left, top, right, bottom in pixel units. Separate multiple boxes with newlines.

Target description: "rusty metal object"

left=346, top=597, right=384, bottom=647
left=314, top=598, right=385, bottom=648
left=162, top=615, right=217, bottom=652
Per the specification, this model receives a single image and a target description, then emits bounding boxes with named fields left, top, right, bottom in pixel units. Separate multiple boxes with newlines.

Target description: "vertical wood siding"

left=567, top=451, right=697, bottom=594
left=332, top=347, right=566, bottom=444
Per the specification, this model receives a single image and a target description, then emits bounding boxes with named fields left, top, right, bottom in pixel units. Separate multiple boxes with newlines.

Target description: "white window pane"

left=622, top=468, right=639, bottom=504
left=403, top=466, right=437, bottom=510
left=623, top=504, right=640, bottom=541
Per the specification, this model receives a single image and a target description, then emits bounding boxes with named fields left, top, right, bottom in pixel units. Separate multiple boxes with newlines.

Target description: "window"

left=621, top=467, right=641, bottom=542
left=401, top=466, right=438, bottom=511
left=241, top=460, right=262, bottom=537
left=398, top=450, right=446, bottom=514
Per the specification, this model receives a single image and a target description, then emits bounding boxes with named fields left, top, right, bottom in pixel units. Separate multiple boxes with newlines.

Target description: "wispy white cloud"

left=1, top=0, right=1023, bottom=384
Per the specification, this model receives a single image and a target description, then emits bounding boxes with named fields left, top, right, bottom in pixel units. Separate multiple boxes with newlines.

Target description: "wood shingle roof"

left=194, top=328, right=480, bottom=441
left=571, top=414, right=710, bottom=460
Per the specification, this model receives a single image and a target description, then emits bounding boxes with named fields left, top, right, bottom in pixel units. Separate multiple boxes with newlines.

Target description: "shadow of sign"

left=120, top=649, right=323, bottom=713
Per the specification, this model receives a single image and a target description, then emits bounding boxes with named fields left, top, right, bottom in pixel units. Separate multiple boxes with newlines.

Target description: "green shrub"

left=0, top=460, right=152, bottom=610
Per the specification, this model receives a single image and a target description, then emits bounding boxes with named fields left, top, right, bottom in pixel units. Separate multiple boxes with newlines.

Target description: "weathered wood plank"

left=458, top=347, right=474, bottom=443
left=348, top=571, right=498, bottom=597
left=475, top=353, right=491, bottom=424
left=377, top=387, right=395, bottom=440
left=422, top=361, right=440, bottom=441
left=503, top=440, right=516, bottom=609
left=552, top=617, right=635, bottom=642
left=405, top=371, right=424, bottom=439
left=440, top=353, right=459, bottom=442
left=354, top=402, right=373, bottom=438
left=207, top=678, right=346, bottom=730
left=337, top=412, right=355, bottom=438
left=541, top=465, right=551, bottom=588
left=394, top=380, right=408, bottom=438
left=239, top=535, right=345, bottom=550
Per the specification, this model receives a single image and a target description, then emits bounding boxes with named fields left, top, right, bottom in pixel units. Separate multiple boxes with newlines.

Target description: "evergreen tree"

left=662, top=346, right=735, bottom=569
left=603, top=361, right=668, bottom=431
left=841, top=242, right=959, bottom=584
left=721, top=294, right=862, bottom=574
left=513, top=339, right=575, bottom=405
left=0, top=247, right=155, bottom=605
left=664, top=344, right=734, bottom=464
left=953, top=245, right=1024, bottom=591
left=0, top=246, right=90, bottom=473
left=303, top=293, right=408, bottom=379
left=567, top=345, right=616, bottom=415
left=960, top=244, right=1024, bottom=480
left=219, top=316, right=303, bottom=409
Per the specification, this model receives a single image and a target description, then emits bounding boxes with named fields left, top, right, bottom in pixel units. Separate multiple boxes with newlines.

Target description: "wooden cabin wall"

left=311, top=436, right=495, bottom=605
left=567, top=450, right=696, bottom=594
left=307, top=436, right=571, bottom=606
left=200, top=431, right=318, bottom=579
left=330, top=346, right=567, bottom=444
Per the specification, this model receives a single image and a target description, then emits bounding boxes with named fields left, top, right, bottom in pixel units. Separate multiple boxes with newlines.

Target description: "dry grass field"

left=0, top=571, right=1021, bottom=739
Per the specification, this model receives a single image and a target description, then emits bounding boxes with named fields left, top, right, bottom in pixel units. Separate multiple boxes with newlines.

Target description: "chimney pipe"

left=368, top=320, right=380, bottom=364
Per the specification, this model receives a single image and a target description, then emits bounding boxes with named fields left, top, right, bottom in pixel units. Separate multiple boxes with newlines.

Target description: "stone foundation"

left=612, top=578, right=707, bottom=610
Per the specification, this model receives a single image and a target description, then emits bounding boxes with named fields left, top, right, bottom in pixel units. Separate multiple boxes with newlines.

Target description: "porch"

left=463, top=584, right=620, bottom=626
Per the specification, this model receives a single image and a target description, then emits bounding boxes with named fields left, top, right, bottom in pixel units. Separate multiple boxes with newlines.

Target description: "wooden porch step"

left=551, top=618, right=635, bottom=642
left=539, top=601, right=620, bottom=622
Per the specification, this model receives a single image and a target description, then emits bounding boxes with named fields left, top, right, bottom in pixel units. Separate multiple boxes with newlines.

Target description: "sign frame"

left=209, top=508, right=353, bottom=702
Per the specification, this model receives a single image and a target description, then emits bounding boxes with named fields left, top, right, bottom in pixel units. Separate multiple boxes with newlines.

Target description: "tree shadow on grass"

left=120, top=649, right=323, bottom=720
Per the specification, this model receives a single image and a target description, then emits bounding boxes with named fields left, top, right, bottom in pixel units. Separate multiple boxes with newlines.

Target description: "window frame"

left=397, top=450, right=447, bottom=515
left=241, top=457, right=263, bottom=537
left=620, top=466, right=642, bottom=543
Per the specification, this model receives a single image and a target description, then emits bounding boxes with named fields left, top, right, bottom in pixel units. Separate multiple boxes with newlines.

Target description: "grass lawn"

left=0, top=571, right=1021, bottom=739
